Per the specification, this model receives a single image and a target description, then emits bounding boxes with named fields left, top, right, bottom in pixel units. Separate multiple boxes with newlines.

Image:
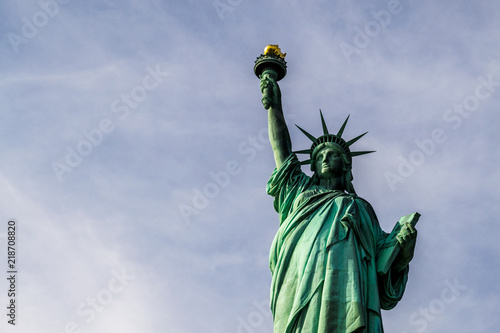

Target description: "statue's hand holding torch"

left=260, top=72, right=281, bottom=110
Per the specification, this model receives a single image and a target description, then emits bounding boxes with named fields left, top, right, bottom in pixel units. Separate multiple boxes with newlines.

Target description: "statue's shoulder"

left=349, top=194, right=375, bottom=209
left=351, top=195, right=379, bottom=218
left=326, top=191, right=357, bottom=206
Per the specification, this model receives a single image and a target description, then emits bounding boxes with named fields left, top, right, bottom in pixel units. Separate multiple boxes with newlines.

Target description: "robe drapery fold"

left=267, top=154, right=408, bottom=333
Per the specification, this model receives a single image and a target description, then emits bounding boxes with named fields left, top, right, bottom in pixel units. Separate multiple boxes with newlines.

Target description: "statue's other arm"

left=260, top=73, right=292, bottom=168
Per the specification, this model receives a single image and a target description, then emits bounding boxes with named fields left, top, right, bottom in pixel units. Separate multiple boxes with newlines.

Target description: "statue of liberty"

left=255, top=46, right=418, bottom=332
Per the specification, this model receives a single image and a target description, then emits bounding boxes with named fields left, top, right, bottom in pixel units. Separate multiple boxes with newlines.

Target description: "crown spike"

left=295, top=112, right=374, bottom=167
left=295, top=125, right=317, bottom=142
left=346, top=131, right=368, bottom=146
left=351, top=150, right=376, bottom=157
left=337, top=115, right=350, bottom=138
left=319, top=109, right=329, bottom=135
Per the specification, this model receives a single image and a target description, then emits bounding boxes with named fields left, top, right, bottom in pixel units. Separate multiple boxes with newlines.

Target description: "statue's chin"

left=317, top=173, right=332, bottom=180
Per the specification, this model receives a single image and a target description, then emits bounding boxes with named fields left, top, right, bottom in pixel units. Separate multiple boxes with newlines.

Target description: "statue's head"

left=295, top=111, right=375, bottom=194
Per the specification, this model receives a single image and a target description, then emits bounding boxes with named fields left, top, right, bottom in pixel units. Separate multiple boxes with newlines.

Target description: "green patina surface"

left=256, top=46, right=418, bottom=333
left=267, top=154, right=409, bottom=332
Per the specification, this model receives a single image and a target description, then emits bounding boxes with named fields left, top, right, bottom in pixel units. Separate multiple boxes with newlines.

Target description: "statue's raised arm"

left=254, top=45, right=292, bottom=168
left=260, top=73, right=292, bottom=168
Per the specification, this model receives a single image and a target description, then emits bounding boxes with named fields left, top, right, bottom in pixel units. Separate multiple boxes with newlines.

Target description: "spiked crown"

left=294, top=110, right=375, bottom=169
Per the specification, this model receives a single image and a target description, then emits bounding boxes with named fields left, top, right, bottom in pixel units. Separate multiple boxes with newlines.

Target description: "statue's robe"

left=267, top=154, right=408, bottom=333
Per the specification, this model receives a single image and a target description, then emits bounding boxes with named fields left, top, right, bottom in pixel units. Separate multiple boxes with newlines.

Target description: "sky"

left=1, top=0, right=499, bottom=332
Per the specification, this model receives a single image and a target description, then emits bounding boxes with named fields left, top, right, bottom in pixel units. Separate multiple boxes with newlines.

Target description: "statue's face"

left=314, top=147, right=344, bottom=179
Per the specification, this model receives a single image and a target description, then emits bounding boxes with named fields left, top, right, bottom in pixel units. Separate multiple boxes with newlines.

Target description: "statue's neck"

left=319, top=176, right=345, bottom=191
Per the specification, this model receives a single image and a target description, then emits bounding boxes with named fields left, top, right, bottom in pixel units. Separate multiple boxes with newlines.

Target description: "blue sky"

left=1, top=0, right=499, bottom=332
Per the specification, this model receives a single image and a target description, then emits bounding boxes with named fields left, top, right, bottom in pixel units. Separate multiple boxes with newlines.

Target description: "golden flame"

left=263, top=45, right=286, bottom=59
